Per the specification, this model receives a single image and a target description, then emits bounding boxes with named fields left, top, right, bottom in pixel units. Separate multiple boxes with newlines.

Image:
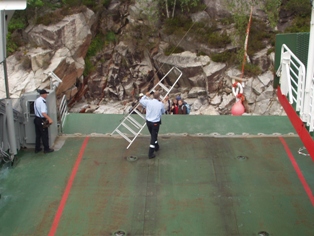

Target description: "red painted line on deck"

left=277, top=87, right=314, bottom=160
left=48, top=137, right=90, bottom=236
left=279, top=136, right=314, bottom=206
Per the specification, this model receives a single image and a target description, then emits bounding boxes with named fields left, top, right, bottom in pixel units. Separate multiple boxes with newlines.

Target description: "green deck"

left=63, top=114, right=296, bottom=136
left=1, top=115, right=314, bottom=235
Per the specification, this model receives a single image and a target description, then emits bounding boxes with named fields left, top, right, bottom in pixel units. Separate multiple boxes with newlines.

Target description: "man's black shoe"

left=44, top=149, right=54, bottom=154
left=35, top=148, right=42, bottom=153
left=149, top=154, right=156, bottom=159
left=155, top=146, right=159, bottom=152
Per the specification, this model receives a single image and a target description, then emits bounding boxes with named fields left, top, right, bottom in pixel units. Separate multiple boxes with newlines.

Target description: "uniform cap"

left=39, top=89, right=49, bottom=94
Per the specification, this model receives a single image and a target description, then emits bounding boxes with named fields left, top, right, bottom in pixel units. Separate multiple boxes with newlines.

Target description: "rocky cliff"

left=0, top=0, right=293, bottom=116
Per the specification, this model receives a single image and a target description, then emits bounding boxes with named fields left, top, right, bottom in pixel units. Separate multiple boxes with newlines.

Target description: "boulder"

left=252, top=47, right=272, bottom=73
left=210, top=95, right=222, bottom=105
left=257, top=71, right=273, bottom=86
left=192, top=99, right=203, bottom=111
left=267, top=99, right=286, bottom=115
left=203, top=60, right=226, bottom=77
left=204, top=0, right=266, bottom=20
left=191, top=11, right=211, bottom=26
left=128, top=0, right=159, bottom=26
left=0, top=9, right=95, bottom=101
left=203, top=0, right=231, bottom=19
left=27, top=48, right=54, bottom=71
left=188, top=87, right=207, bottom=98
left=219, top=93, right=235, bottom=109
left=252, top=77, right=264, bottom=95
left=199, top=105, right=220, bottom=115
left=153, top=51, right=210, bottom=89
left=25, top=8, right=95, bottom=58
left=256, top=85, right=274, bottom=102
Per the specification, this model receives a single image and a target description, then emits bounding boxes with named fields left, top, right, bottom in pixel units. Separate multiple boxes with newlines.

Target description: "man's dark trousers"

left=34, top=117, right=49, bottom=151
left=146, top=120, right=160, bottom=158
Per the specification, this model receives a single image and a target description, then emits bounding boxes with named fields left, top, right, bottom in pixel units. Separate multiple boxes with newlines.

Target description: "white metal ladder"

left=111, top=66, right=183, bottom=149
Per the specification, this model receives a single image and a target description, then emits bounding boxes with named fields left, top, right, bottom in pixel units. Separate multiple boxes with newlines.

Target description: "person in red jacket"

left=170, top=98, right=179, bottom=114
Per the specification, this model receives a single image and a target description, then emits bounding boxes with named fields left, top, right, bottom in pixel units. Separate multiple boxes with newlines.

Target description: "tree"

left=27, top=0, right=44, bottom=22
left=163, top=0, right=201, bottom=18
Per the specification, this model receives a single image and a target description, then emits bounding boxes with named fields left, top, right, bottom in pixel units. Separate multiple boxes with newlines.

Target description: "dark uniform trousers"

left=34, top=117, right=49, bottom=151
left=146, top=120, right=160, bottom=157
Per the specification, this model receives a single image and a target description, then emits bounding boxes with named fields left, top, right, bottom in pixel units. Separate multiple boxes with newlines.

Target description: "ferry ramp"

left=0, top=114, right=314, bottom=236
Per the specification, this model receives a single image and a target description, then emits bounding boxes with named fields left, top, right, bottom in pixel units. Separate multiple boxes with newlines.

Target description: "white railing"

left=59, top=95, right=68, bottom=132
left=311, top=81, right=314, bottom=131
left=304, top=73, right=314, bottom=131
left=276, top=44, right=306, bottom=111
left=276, top=44, right=314, bottom=132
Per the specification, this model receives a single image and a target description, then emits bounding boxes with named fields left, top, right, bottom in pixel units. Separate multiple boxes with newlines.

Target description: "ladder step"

left=158, top=83, right=170, bottom=92
left=115, top=129, right=132, bottom=143
left=133, top=109, right=145, bottom=119
left=121, top=122, right=137, bottom=136
left=126, top=115, right=142, bottom=128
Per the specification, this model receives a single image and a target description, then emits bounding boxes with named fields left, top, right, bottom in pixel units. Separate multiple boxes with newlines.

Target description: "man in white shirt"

left=34, top=89, right=54, bottom=154
left=140, top=91, right=165, bottom=159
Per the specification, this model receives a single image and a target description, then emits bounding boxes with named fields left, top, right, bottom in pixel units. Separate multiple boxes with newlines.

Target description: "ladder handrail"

left=150, top=67, right=183, bottom=99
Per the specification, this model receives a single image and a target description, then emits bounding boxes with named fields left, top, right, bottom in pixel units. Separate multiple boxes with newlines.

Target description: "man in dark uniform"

left=34, top=89, right=54, bottom=154
left=140, top=91, right=165, bottom=159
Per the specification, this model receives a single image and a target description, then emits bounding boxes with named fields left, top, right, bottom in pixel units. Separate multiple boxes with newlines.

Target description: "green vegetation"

left=6, top=14, right=27, bottom=54
left=163, top=14, right=193, bottom=36
left=7, top=17, right=25, bottom=32
left=208, top=31, right=231, bottom=48
left=87, top=34, right=106, bottom=57
left=222, top=0, right=261, bottom=68
left=62, top=0, right=107, bottom=9
left=163, top=14, right=231, bottom=48
left=267, top=47, right=275, bottom=55
left=242, top=63, right=262, bottom=77
left=105, top=31, right=117, bottom=45
left=36, top=5, right=88, bottom=25
left=285, top=16, right=311, bottom=33
left=284, top=0, right=311, bottom=17
left=6, top=33, right=19, bottom=55
left=219, top=16, right=234, bottom=25
left=264, top=0, right=281, bottom=28
left=84, top=33, right=107, bottom=77
left=3, top=0, right=312, bottom=77
left=83, top=31, right=116, bottom=76
left=160, top=0, right=204, bottom=18
left=102, top=0, right=112, bottom=8
left=27, top=0, right=44, bottom=8
left=164, top=45, right=185, bottom=55
left=124, top=24, right=158, bottom=55
left=283, top=0, right=311, bottom=33
left=247, top=19, right=273, bottom=56
left=211, top=51, right=237, bottom=64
